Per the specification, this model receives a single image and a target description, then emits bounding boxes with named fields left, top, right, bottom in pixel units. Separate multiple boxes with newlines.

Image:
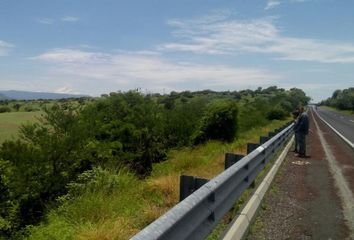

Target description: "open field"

left=0, top=111, right=41, bottom=143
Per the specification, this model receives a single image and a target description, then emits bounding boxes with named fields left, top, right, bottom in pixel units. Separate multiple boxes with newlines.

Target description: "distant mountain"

left=0, top=90, right=89, bottom=100
left=0, top=93, right=10, bottom=100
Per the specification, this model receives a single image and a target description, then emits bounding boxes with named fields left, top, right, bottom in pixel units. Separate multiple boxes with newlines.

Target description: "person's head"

left=298, top=106, right=304, bottom=113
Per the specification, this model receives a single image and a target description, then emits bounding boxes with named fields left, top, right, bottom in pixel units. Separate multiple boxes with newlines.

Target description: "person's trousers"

left=298, top=133, right=306, bottom=156
left=294, top=132, right=299, bottom=152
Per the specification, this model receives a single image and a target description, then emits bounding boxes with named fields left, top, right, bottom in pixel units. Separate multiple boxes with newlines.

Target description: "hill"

left=0, top=90, right=88, bottom=100
left=0, top=93, right=10, bottom=100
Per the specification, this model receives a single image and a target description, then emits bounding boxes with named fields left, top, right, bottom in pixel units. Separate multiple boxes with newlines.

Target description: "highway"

left=316, top=107, right=354, bottom=145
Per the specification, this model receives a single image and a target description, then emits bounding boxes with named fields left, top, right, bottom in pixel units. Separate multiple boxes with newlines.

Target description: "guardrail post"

left=179, top=175, right=209, bottom=201
left=268, top=131, right=276, bottom=137
left=260, top=136, right=270, bottom=144
left=224, top=153, right=244, bottom=169
left=247, top=143, right=260, bottom=154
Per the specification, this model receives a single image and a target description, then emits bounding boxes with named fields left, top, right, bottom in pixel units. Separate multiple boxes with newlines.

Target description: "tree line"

left=320, top=87, right=354, bottom=111
left=0, top=97, right=91, bottom=113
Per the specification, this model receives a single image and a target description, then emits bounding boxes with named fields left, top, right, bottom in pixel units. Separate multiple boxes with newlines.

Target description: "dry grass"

left=146, top=175, right=179, bottom=208
left=142, top=175, right=180, bottom=224
left=76, top=218, right=139, bottom=240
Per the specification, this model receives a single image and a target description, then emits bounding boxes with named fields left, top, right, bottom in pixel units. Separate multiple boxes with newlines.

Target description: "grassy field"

left=0, top=111, right=41, bottom=143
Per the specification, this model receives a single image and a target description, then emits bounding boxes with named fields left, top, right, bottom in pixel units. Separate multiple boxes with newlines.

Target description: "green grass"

left=320, top=105, right=354, bottom=116
left=0, top=111, right=41, bottom=143
left=27, top=118, right=291, bottom=240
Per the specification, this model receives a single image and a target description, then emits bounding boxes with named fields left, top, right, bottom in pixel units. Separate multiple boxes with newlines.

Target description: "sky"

left=0, top=0, right=354, bottom=102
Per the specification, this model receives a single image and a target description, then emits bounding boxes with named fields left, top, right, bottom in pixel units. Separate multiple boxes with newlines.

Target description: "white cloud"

left=32, top=48, right=110, bottom=63
left=55, top=86, right=74, bottom=93
left=36, top=16, right=79, bottom=25
left=37, top=18, right=54, bottom=24
left=0, top=40, right=14, bottom=56
left=31, top=49, right=279, bottom=94
left=160, top=15, right=354, bottom=63
left=61, top=16, right=79, bottom=22
left=265, top=0, right=310, bottom=10
left=265, top=0, right=281, bottom=10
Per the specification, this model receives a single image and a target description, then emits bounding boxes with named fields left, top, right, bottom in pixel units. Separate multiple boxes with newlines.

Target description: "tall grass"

left=27, top=119, right=289, bottom=240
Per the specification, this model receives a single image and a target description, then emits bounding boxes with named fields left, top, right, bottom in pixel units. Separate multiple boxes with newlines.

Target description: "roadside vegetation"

left=320, top=87, right=354, bottom=113
left=0, top=87, right=310, bottom=239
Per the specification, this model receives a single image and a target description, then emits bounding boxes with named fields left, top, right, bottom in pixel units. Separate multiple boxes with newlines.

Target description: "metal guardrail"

left=132, top=122, right=294, bottom=240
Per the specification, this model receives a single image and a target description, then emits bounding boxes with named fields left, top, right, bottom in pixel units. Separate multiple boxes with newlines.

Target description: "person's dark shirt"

left=296, top=112, right=309, bottom=135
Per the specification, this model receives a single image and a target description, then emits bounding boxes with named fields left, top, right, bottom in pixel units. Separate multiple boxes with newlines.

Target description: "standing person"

left=296, top=106, right=309, bottom=158
left=292, top=109, right=300, bottom=153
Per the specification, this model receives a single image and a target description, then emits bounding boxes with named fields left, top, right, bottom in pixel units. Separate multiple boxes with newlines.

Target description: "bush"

left=238, top=105, right=267, bottom=132
left=24, top=106, right=39, bottom=112
left=162, top=97, right=207, bottom=147
left=81, top=91, right=167, bottom=176
left=0, top=106, right=11, bottom=113
left=194, top=100, right=238, bottom=143
left=266, top=107, right=288, bottom=120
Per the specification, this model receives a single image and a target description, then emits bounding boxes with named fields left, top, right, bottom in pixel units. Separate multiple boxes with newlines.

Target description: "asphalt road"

left=316, top=106, right=354, bottom=145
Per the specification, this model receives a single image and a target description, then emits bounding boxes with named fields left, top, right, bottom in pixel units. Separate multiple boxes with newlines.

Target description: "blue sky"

left=0, top=0, right=354, bottom=101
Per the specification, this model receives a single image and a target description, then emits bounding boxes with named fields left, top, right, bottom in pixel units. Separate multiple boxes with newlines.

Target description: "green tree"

left=0, top=104, right=91, bottom=237
left=194, top=100, right=239, bottom=143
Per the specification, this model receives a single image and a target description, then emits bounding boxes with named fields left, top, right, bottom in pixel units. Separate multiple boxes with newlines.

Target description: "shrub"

left=81, top=91, right=167, bottom=176
left=194, top=100, right=238, bottom=143
left=24, top=106, right=39, bottom=112
left=0, top=106, right=11, bottom=113
left=266, top=107, right=288, bottom=120
left=238, top=105, right=267, bottom=132
left=162, top=97, right=207, bottom=147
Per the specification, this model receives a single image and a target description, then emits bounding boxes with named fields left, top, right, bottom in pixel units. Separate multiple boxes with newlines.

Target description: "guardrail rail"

left=132, top=122, right=294, bottom=240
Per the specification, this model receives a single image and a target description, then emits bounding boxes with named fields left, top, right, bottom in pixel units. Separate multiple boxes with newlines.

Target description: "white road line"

left=311, top=109, right=354, bottom=237
left=350, top=120, right=354, bottom=123
left=313, top=108, right=354, bottom=149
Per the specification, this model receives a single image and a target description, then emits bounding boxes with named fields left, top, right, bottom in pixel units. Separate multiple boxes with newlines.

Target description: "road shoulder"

left=246, top=112, right=350, bottom=239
